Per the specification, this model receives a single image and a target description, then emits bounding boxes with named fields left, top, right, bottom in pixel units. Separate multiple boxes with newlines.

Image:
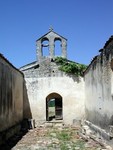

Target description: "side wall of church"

left=0, top=55, right=24, bottom=132
left=84, top=37, right=113, bottom=130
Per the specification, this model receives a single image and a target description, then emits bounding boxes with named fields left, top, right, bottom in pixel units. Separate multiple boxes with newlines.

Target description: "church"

left=20, top=29, right=85, bottom=125
left=0, top=29, right=113, bottom=144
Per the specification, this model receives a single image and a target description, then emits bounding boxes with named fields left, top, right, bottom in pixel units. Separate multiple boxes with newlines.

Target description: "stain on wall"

left=0, top=54, right=24, bottom=132
left=84, top=36, right=113, bottom=130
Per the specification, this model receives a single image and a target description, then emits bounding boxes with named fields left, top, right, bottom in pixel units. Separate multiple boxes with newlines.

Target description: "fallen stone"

left=50, top=132, right=57, bottom=137
left=75, top=146, right=80, bottom=149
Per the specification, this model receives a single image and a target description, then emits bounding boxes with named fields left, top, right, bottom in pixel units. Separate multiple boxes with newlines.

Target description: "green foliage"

left=57, top=130, right=71, bottom=141
left=48, top=99, right=55, bottom=107
left=47, top=128, right=94, bottom=150
left=55, top=57, right=87, bottom=76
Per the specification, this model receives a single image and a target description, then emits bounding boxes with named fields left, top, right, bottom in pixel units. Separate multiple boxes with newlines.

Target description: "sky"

left=0, top=0, right=113, bottom=68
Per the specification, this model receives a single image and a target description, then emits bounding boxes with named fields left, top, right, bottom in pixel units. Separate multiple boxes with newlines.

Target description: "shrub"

left=55, top=57, right=87, bottom=76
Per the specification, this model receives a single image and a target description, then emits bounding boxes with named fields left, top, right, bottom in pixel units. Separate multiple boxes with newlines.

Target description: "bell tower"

left=36, top=29, right=67, bottom=63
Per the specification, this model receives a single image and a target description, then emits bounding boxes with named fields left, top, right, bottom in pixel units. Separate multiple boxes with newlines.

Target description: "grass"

left=47, top=128, right=87, bottom=149
left=56, top=130, right=71, bottom=141
left=46, top=127, right=101, bottom=150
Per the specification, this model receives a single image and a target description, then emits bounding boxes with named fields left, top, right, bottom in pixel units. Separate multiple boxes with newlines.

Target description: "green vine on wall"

left=55, top=57, right=87, bottom=76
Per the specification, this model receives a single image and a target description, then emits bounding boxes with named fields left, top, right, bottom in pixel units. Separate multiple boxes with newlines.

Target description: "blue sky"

left=0, top=0, right=113, bottom=68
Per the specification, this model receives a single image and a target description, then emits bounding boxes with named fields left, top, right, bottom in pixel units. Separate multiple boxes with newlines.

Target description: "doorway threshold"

left=46, top=119, right=63, bottom=123
left=45, top=119, right=64, bottom=127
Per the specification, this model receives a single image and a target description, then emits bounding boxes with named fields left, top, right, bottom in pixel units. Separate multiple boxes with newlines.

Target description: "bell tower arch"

left=36, top=29, right=67, bottom=63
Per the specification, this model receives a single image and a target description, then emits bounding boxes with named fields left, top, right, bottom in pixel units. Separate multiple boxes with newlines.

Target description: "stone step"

left=43, top=120, right=64, bottom=128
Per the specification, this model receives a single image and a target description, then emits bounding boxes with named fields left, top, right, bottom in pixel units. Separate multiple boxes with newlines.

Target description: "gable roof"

left=36, top=29, right=67, bottom=41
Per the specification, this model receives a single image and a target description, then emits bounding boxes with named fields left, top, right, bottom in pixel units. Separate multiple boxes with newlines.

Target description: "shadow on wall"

left=86, top=109, right=113, bottom=130
left=0, top=126, right=28, bottom=150
left=23, top=80, right=32, bottom=124
left=110, top=115, right=113, bottom=126
left=0, top=80, right=33, bottom=150
left=66, top=73, right=81, bottom=83
left=0, top=81, right=33, bottom=150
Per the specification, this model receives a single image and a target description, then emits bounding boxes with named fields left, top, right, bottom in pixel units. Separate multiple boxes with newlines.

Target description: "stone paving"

left=10, top=124, right=108, bottom=150
left=0, top=123, right=112, bottom=150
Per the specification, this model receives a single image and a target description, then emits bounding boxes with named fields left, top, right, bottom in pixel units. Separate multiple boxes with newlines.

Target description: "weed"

left=57, top=130, right=71, bottom=141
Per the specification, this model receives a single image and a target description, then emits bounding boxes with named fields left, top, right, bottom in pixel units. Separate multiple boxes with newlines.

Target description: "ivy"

left=54, top=57, right=87, bottom=76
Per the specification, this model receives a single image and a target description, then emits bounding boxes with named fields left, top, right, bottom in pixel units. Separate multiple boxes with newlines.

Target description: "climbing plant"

left=55, top=57, right=87, bottom=76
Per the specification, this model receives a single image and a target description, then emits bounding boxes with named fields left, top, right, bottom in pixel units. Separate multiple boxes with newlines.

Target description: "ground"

left=0, top=123, right=110, bottom=150
left=9, top=124, right=107, bottom=150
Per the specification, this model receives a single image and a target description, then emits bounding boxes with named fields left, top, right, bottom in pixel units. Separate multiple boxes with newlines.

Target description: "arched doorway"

left=46, top=93, right=63, bottom=121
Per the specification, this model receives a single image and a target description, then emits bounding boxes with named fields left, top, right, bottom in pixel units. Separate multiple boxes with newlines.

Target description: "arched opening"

left=46, top=93, right=63, bottom=121
left=41, top=38, right=49, bottom=57
left=54, top=38, right=62, bottom=56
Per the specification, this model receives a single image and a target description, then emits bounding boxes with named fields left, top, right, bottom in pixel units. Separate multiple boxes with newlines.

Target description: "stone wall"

left=36, top=30, right=67, bottom=62
left=0, top=54, right=24, bottom=132
left=21, top=58, right=85, bottom=125
left=84, top=36, right=113, bottom=130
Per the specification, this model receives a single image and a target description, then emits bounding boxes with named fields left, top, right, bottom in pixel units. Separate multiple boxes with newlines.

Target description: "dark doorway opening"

left=46, top=93, right=63, bottom=121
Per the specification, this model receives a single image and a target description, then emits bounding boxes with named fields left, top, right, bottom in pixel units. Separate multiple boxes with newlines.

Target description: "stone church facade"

left=20, top=29, right=85, bottom=125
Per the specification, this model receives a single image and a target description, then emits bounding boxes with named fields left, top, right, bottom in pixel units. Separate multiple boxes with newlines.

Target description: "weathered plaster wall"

left=21, top=59, right=85, bottom=125
left=25, top=76, right=85, bottom=125
left=84, top=37, right=113, bottom=130
left=0, top=55, right=24, bottom=132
